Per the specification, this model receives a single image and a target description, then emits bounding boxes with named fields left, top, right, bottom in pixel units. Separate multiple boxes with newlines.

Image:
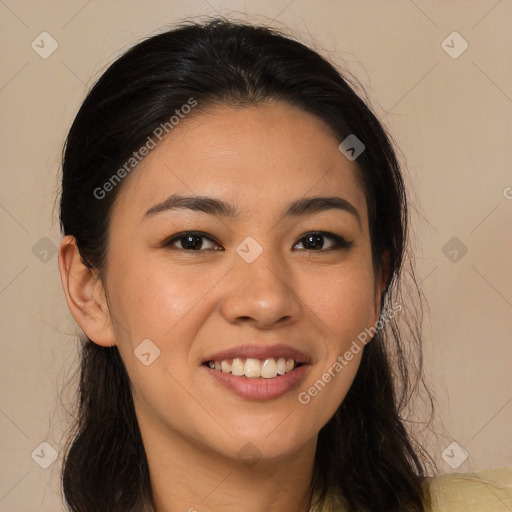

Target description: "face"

left=101, top=101, right=385, bottom=465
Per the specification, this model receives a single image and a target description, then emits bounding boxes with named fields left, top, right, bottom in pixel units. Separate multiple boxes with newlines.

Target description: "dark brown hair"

left=59, top=16, right=433, bottom=512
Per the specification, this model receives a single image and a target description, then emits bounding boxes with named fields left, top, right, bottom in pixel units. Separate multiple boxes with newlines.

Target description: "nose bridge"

left=219, top=237, right=302, bottom=327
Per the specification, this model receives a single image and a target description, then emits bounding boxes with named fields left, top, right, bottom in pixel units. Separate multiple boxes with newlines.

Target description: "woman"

left=57, top=17, right=511, bottom=512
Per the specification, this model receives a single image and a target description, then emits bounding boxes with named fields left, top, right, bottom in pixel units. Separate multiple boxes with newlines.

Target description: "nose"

left=219, top=249, right=302, bottom=330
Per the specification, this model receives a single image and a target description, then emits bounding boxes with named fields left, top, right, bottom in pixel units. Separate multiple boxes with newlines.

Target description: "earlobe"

left=58, top=235, right=117, bottom=347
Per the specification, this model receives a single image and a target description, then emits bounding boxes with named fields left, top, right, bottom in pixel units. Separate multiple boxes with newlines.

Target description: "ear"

left=371, top=250, right=391, bottom=325
left=58, top=235, right=116, bottom=347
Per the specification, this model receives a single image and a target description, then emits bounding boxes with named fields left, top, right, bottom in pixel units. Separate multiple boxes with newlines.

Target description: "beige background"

left=1, top=0, right=511, bottom=510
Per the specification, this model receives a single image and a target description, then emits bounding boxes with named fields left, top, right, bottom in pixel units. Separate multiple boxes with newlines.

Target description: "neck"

left=139, top=419, right=317, bottom=512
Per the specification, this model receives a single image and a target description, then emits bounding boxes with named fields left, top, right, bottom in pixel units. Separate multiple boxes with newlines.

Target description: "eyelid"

left=163, top=231, right=223, bottom=251
left=162, top=230, right=353, bottom=252
left=293, top=231, right=354, bottom=251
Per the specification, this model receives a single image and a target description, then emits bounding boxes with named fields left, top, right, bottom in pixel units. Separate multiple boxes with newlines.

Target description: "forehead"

left=110, top=101, right=368, bottom=226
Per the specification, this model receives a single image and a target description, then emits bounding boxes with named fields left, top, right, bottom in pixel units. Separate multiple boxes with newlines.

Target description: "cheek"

left=106, top=258, right=225, bottom=394
left=303, top=260, right=377, bottom=346
left=107, top=258, right=210, bottom=342
left=295, top=260, right=376, bottom=419
left=107, top=262, right=215, bottom=435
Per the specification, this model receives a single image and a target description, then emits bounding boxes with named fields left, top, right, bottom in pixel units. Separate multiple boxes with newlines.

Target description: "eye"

left=293, top=232, right=353, bottom=251
left=162, top=231, right=352, bottom=252
left=163, top=232, right=223, bottom=251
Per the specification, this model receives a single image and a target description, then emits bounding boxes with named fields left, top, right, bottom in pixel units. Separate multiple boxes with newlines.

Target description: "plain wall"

left=0, top=1, right=511, bottom=510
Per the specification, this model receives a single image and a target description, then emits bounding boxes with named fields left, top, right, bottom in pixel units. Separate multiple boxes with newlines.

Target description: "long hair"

left=59, top=17, right=433, bottom=512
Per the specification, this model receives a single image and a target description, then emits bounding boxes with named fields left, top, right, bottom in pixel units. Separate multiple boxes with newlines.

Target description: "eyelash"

left=162, top=231, right=353, bottom=252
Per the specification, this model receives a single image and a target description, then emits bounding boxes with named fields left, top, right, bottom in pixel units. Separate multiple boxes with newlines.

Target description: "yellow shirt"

left=424, top=467, right=512, bottom=511
left=311, top=467, right=512, bottom=511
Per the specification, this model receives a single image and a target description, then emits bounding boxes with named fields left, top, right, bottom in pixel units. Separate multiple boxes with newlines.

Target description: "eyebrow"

left=143, top=194, right=361, bottom=227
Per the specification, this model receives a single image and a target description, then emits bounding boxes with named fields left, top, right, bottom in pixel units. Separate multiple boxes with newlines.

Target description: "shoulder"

left=423, top=466, right=512, bottom=512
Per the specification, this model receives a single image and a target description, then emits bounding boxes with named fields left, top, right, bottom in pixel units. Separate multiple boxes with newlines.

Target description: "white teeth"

left=231, top=358, right=244, bottom=376
left=221, top=360, right=232, bottom=373
left=261, top=358, right=278, bottom=379
left=276, top=357, right=286, bottom=375
left=207, top=357, right=297, bottom=378
left=244, top=358, right=261, bottom=378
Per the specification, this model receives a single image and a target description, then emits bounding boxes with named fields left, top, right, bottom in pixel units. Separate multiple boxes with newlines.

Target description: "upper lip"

left=203, top=344, right=310, bottom=364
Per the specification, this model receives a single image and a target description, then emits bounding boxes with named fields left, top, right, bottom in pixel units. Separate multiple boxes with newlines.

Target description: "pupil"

left=305, top=234, right=323, bottom=250
left=184, top=235, right=202, bottom=250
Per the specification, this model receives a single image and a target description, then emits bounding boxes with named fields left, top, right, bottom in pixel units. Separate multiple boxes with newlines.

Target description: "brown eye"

left=164, top=232, right=223, bottom=251
left=294, top=232, right=353, bottom=251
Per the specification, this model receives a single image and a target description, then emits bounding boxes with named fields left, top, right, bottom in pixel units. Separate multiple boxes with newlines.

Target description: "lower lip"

left=204, top=364, right=309, bottom=401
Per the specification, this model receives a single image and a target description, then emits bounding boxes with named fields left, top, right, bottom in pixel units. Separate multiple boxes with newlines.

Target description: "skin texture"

left=59, top=101, right=388, bottom=512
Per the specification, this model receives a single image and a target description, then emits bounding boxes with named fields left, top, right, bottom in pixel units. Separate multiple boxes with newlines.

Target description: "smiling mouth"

left=204, top=357, right=304, bottom=379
